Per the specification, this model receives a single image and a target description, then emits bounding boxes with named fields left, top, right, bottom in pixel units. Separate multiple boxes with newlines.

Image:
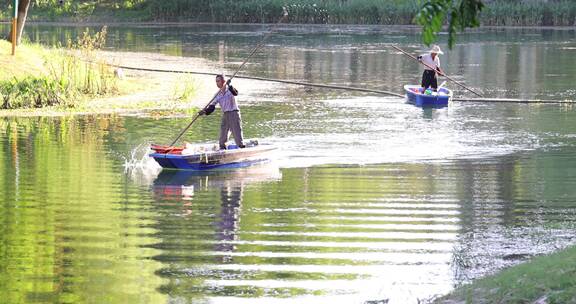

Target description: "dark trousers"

left=421, top=70, right=438, bottom=89
left=219, top=111, right=244, bottom=149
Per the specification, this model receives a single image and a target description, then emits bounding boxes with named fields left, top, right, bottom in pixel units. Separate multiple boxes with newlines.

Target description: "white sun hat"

left=430, top=45, right=444, bottom=54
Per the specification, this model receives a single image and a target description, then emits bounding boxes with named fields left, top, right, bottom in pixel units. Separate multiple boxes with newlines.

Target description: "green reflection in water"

left=0, top=117, right=166, bottom=304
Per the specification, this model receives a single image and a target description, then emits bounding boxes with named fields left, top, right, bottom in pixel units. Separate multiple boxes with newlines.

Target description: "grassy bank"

left=1, top=0, right=574, bottom=26
left=436, top=245, right=576, bottom=303
left=0, top=27, right=193, bottom=113
left=0, top=28, right=121, bottom=109
left=0, top=39, right=206, bottom=115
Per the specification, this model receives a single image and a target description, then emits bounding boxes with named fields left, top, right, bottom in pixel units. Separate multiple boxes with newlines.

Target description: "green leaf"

left=416, top=0, right=485, bottom=49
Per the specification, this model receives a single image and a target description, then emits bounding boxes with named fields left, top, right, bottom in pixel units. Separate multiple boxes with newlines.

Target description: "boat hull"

left=404, top=85, right=452, bottom=107
left=150, top=143, right=276, bottom=171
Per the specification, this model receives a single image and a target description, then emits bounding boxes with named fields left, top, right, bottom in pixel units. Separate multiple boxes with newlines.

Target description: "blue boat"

left=150, top=140, right=276, bottom=171
left=404, top=85, right=453, bottom=107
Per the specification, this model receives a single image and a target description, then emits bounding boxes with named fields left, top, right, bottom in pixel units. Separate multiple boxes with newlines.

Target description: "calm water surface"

left=1, top=25, right=576, bottom=303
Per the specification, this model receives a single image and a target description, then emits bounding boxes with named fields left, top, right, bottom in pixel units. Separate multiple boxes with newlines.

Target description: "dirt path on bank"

left=86, top=50, right=221, bottom=112
left=85, top=50, right=288, bottom=114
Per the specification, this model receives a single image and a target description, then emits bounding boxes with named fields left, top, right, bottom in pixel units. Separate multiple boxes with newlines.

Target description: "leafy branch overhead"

left=416, top=0, right=484, bottom=48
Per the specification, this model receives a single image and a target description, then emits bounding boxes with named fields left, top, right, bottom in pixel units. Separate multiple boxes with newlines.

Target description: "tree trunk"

left=8, top=0, right=31, bottom=45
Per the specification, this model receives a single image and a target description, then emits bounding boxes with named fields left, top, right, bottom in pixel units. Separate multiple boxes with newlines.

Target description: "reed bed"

left=140, top=0, right=576, bottom=26
left=2, top=0, right=573, bottom=26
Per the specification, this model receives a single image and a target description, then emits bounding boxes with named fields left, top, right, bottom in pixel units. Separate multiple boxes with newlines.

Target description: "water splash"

left=123, top=143, right=162, bottom=186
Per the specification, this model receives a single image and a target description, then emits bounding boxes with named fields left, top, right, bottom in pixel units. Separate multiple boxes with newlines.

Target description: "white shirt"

left=212, top=88, right=239, bottom=112
left=420, top=53, right=440, bottom=71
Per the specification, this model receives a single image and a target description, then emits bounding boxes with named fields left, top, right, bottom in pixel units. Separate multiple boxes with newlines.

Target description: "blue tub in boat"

left=404, top=85, right=453, bottom=107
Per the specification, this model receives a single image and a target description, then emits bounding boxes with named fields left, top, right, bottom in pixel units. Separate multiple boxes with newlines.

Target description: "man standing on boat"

left=200, top=74, right=245, bottom=150
left=418, top=45, right=445, bottom=90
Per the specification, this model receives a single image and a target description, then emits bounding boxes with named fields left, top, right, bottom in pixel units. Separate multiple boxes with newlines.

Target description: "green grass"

left=0, top=42, right=116, bottom=109
left=0, top=28, right=148, bottom=110
left=172, top=74, right=198, bottom=102
left=436, top=245, right=576, bottom=304
left=0, top=40, right=70, bottom=109
left=0, top=41, right=48, bottom=80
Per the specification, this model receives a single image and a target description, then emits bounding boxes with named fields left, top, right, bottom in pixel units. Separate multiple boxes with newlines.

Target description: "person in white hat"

left=417, top=45, right=445, bottom=91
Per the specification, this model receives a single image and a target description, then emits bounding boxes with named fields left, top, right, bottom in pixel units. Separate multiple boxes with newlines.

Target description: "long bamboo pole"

left=103, top=63, right=403, bottom=98
left=391, top=45, right=483, bottom=97
left=109, top=63, right=576, bottom=103
left=165, top=9, right=289, bottom=148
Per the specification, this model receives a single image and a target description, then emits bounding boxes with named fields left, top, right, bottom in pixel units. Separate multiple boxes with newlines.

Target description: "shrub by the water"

left=0, top=76, right=67, bottom=109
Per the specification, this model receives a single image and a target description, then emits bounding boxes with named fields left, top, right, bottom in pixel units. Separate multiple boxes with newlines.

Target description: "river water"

left=1, top=24, right=576, bottom=303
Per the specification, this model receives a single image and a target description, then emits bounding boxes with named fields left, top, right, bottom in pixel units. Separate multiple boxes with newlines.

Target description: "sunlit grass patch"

left=436, top=245, right=576, bottom=303
left=172, top=74, right=198, bottom=102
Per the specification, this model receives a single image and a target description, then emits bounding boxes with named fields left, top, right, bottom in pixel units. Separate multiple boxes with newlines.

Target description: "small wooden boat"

left=404, top=85, right=453, bottom=107
left=149, top=140, right=276, bottom=170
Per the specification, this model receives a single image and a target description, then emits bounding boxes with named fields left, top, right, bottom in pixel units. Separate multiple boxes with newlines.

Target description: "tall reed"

left=144, top=0, right=419, bottom=24
left=142, top=0, right=574, bottom=26
left=481, top=0, right=575, bottom=26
